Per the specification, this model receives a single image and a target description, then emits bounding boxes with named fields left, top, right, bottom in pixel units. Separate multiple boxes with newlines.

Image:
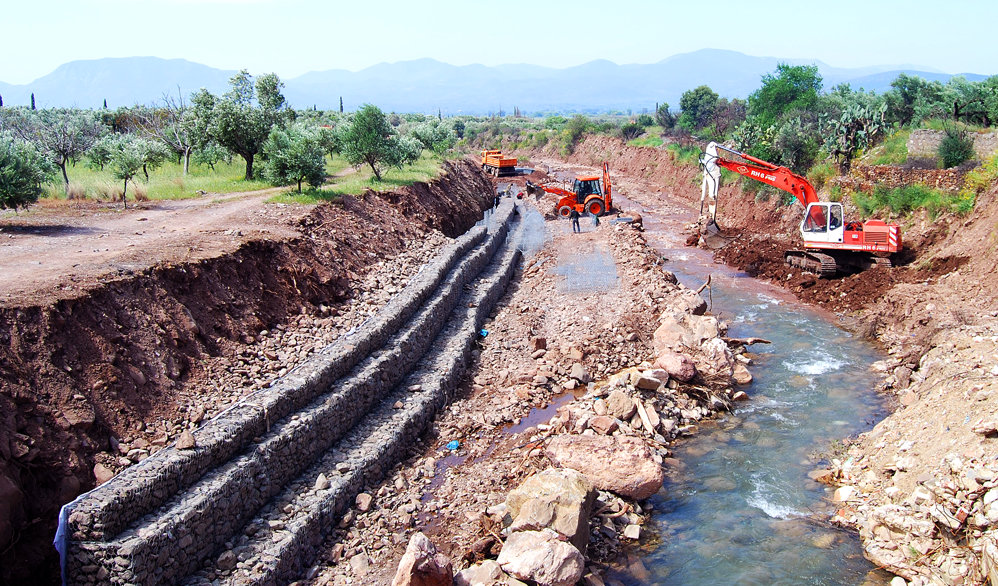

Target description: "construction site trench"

left=0, top=152, right=892, bottom=586
left=4, top=139, right=998, bottom=585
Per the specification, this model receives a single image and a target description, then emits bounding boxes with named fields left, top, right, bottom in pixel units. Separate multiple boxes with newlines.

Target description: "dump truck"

left=481, top=150, right=518, bottom=177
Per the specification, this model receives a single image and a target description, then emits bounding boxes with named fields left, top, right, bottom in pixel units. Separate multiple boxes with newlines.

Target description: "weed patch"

left=852, top=184, right=975, bottom=219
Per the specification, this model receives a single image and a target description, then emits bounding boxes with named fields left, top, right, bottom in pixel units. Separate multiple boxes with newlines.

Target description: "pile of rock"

left=831, top=452, right=998, bottom=585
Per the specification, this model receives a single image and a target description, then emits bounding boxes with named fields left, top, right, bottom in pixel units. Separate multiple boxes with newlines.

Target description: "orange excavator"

left=699, top=142, right=901, bottom=277
left=524, top=162, right=613, bottom=216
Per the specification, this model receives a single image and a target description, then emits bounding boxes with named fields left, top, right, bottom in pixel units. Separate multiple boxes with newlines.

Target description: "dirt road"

left=0, top=187, right=300, bottom=308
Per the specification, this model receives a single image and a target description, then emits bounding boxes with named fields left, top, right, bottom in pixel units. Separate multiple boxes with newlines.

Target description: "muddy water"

left=615, top=195, right=891, bottom=585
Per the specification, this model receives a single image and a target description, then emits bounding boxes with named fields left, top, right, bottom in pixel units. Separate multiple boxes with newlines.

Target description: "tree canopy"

left=337, top=104, right=422, bottom=180
left=678, top=86, right=719, bottom=131
left=748, top=64, right=823, bottom=128
left=262, top=122, right=328, bottom=192
left=0, top=133, right=54, bottom=210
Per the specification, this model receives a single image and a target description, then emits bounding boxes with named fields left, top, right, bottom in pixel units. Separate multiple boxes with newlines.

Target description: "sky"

left=2, top=0, right=996, bottom=84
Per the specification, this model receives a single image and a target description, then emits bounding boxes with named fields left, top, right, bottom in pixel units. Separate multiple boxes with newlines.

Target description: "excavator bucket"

left=524, top=181, right=545, bottom=201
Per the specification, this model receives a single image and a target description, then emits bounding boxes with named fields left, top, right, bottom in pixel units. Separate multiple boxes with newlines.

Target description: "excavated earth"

left=3, top=135, right=998, bottom=585
left=0, top=160, right=492, bottom=584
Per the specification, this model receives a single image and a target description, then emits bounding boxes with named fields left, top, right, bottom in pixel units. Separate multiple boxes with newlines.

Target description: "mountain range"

left=0, top=49, right=988, bottom=115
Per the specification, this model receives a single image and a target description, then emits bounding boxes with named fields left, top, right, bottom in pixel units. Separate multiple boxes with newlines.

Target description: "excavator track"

left=784, top=250, right=838, bottom=278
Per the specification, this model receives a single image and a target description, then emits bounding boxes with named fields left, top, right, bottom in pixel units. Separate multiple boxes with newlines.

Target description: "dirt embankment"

left=0, top=159, right=491, bottom=585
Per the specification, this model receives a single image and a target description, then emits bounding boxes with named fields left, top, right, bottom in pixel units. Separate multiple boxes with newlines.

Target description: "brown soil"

left=0, top=159, right=491, bottom=584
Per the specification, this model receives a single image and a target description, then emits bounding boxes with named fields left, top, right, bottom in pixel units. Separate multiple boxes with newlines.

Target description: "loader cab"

left=572, top=176, right=602, bottom=204
left=801, top=202, right=844, bottom=244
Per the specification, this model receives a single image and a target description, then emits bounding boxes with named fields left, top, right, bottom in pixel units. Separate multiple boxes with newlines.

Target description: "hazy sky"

left=2, top=0, right=995, bottom=84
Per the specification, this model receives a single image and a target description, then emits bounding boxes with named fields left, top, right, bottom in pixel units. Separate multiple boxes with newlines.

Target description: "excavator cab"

left=801, top=202, right=845, bottom=244
left=572, top=177, right=602, bottom=204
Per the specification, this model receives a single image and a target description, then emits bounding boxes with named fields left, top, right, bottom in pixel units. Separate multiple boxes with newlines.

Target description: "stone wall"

left=850, top=165, right=968, bottom=192
left=63, top=199, right=523, bottom=585
left=907, top=129, right=998, bottom=160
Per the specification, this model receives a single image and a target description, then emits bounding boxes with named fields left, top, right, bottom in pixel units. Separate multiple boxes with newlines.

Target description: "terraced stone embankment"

left=61, top=198, right=524, bottom=585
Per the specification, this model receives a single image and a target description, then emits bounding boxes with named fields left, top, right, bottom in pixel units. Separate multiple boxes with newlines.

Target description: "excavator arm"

left=699, top=141, right=819, bottom=228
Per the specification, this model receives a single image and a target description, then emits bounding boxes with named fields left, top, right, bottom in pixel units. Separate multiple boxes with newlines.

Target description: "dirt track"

left=0, top=188, right=298, bottom=308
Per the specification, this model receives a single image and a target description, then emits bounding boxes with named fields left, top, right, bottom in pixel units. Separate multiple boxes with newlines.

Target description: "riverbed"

left=616, top=195, right=892, bottom=585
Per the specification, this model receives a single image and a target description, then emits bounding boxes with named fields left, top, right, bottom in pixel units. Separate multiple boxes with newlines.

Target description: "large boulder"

left=506, top=468, right=596, bottom=551
left=696, top=337, right=734, bottom=386
left=545, top=435, right=664, bottom=500
left=653, top=351, right=697, bottom=382
left=391, top=532, right=453, bottom=586
left=605, top=390, right=636, bottom=420
left=497, top=529, right=584, bottom=586
left=672, top=288, right=707, bottom=316
left=455, top=560, right=525, bottom=586
left=652, top=314, right=686, bottom=353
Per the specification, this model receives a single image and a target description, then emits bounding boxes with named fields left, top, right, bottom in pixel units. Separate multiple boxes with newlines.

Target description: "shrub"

left=806, top=161, right=837, bottom=191
left=965, top=154, right=998, bottom=193
left=620, top=122, right=643, bottom=141
left=851, top=183, right=973, bottom=219
left=939, top=128, right=975, bottom=168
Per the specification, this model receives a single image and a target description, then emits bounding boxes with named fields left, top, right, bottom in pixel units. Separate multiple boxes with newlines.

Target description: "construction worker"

left=569, top=208, right=581, bottom=233
left=591, top=211, right=600, bottom=228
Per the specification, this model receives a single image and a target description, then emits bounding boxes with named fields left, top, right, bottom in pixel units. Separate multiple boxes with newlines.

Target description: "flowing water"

left=611, top=194, right=891, bottom=585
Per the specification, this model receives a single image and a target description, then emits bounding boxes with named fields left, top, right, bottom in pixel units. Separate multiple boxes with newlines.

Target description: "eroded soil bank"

left=0, top=160, right=491, bottom=584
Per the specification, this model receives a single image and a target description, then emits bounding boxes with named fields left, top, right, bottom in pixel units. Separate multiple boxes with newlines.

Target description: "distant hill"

left=0, top=50, right=989, bottom=114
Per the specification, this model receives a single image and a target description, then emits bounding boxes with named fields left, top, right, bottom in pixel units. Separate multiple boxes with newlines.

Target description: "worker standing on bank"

left=569, top=208, right=581, bottom=233
left=591, top=211, right=600, bottom=228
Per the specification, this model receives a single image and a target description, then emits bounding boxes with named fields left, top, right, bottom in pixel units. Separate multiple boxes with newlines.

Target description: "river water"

left=611, top=195, right=891, bottom=585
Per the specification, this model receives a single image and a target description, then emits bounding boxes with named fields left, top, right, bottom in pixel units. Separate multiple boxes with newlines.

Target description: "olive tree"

left=4, top=108, right=103, bottom=191
left=262, top=122, right=327, bottom=192
left=337, top=104, right=422, bottom=180
left=134, top=90, right=198, bottom=174
left=93, top=134, right=167, bottom=208
left=210, top=70, right=288, bottom=180
left=0, top=133, right=54, bottom=210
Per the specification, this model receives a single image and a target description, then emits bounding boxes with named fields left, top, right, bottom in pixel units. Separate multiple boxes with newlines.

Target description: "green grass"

left=966, top=154, right=998, bottom=193
left=267, top=152, right=444, bottom=205
left=920, top=118, right=987, bottom=133
left=852, top=184, right=975, bottom=219
left=666, top=143, right=701, bottom=166
left=628, top=134, right=664, bottom=148
left=45, top=159, right=272, bottom=202
left=869, top=129, right=910, bottom=165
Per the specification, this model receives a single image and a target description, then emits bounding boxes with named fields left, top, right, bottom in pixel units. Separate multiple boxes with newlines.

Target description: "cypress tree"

left=339, top=96, right=343, bottom=113
left=0, top=94, right=3, bottom=107
left=103, top=99, right=107, bottom=109
left=30, top=93, right=36, bottom=110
